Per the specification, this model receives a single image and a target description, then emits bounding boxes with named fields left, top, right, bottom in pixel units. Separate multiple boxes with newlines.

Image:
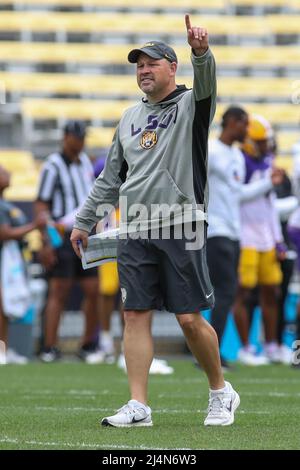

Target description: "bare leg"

left=176, top=313, right=224, bottom=390
left=123, top=310, right=153, bottom=405
left=233, top=286, right=251, bottom=347
left=260, top=285, right=279, bottom=343
left=44, top=278, right=72, bottom=347
left=99, top=294, right=116, bottom=331
left=0, top=304, right=8, bottom=345
left=80, top=277, right=99, bottom=346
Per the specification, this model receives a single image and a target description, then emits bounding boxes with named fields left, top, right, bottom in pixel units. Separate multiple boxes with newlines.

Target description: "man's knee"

left=48, top=279, right=72, bottom=305
left=124, top=310, right=139, bottom=323
left=124, top=310, right=152, bottom=329
left=177, top=313, right=199, bottom=335
left=80, top=278, right=99, bottom=299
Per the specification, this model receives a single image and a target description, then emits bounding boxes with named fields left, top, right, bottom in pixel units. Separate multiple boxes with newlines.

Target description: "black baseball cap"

left=64, top=120, right=86, bottom=139
left=128, top=41, right=178, bottom=64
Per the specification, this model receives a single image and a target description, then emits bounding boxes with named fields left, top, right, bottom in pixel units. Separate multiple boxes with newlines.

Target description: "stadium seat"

left=0, top=71, right=140, bottom=96
left=0, top=42, right=299, bottom=70
left=0, top=150, right=39, bottom=200
left=276, top=131, right=300, bottom=154
left=76, top=125, right=300, bottom=160
left=86, top=127, right=116, bottom=148
left=274, top=156, right=293, bottom=174
left=21, top=98, right=135, bottom=121
left=0, top=0, right=226, bottom=9
left=230, top=0, right=294, bottom=8
left=0, top=72, right=296, bottom=102
left=0, top=149, right=36, bottom=171
left=20, top=98, right=300, bottom=127
left=1, top=12, right=300, bottom=36
left=218, top=77, right=296, bottom=100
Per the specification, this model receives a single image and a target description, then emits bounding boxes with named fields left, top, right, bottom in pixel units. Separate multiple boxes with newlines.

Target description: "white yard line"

left=0, top=404, right=295, bottom=415
left=0, top=436, right=192, bottom=450
left=159, top=391, right=300, bottom=398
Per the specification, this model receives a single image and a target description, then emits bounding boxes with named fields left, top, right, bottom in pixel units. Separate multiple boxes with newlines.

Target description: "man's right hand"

left=70, top=228, right=89, bottom=258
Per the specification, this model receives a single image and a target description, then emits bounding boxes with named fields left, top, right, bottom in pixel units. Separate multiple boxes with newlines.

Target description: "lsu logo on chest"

left=131, top=109, right=176, bottom=150
left=140, top=131, right=158, bottom=149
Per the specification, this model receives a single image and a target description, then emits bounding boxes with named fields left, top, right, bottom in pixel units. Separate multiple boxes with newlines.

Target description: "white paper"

left=79, top=228, right=119, bottom=270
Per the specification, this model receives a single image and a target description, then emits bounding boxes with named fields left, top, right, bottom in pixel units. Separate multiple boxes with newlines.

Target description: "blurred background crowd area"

left=0, top=0, right=299, bottom=199
left=0, top=0, right=300, bottom=362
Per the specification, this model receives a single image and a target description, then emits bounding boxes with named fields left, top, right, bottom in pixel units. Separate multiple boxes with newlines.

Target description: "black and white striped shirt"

left=37, top=152, right=95, bottom=222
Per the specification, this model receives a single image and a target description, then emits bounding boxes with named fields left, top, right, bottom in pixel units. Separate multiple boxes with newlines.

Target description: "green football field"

left=0, top=360, right=299, bottom=450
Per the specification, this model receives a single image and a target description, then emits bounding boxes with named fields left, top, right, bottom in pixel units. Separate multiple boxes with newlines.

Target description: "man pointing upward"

left=71, top=15, right=240, bottom=428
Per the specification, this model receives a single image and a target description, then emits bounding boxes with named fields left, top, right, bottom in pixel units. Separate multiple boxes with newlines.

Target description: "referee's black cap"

left=64, top=120, right=87, bottom=139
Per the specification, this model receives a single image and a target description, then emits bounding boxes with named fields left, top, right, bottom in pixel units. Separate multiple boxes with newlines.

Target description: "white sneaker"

left=85, top=349, right=105, bottom=364
left=100, top=332, right=115, bottom=357
left=117, top=354, right=173, bottom=375
left=117, top=353, right=126, bottom=370
left=6, top=349, right=28, bottom=365
left=264, top=342, right=281, bottom=363
left=275, top=345, right=292, bottom=364
left=149, top=358, right=174, bottom=375
left=238, top=349, right=270, bottom=366
left=0, top=352, right=7, bottom=365
left=101, top=399, right=153, bottom=428
left=204, top=381, right=240, bottom=426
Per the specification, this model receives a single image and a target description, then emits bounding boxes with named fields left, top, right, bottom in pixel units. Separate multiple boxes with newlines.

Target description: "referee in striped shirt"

left=35, top=121, right=99, bottom=363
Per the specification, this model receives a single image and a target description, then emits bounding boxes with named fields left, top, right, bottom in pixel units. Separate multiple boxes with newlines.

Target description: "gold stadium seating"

left=0, top=2, right=298, bottom=173
left=0, top=0, right=299, bottom=10
left=231, top=0, right=300, bottom=8
left=86, top=127, right=296, bottom=175
left=0, top=0, right=224, bottom=8
left=21, top=98, right=135, bottom=120
left=0, top=149, right=36, bottom=172
left=0, top=72, right=139, bottom=96
left=274, top=156, right=293, bottom=173
left=0, top=150, right=39, bottom=200
left=0, top=42, right=299, bottom=68
left=0, top=0, right=225, bottom=8
left=1, top=12, right=300, bottom=36
left=21, top=98, right=300, bottom=126
left=83, top=128, right=300, bottom=168
left=277, top=131, right=300, bottom=154
left=86, top=127, right=116, bottom=148
left=1, top=72, right=296, bottom=100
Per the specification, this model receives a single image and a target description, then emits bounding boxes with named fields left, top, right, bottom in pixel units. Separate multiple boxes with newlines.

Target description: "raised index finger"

left=185, top=14, right=192, bottom=32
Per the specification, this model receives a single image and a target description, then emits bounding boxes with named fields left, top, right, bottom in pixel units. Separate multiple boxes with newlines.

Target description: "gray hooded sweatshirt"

left=74, top=48, right=216, bottom=234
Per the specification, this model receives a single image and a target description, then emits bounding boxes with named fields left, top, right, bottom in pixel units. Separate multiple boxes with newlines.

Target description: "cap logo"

left=140, top=130, right=158, bottom=149
left=144, top=42, right=155, bottom=47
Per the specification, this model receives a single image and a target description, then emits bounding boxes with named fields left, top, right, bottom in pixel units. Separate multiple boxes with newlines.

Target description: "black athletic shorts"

left=48, top=233, right=98, bottom=279
left=117, top=222, right=214, bottom=314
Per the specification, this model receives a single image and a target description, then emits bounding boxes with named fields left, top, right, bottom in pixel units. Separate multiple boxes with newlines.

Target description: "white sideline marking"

left=159, top=391, right=300, bottom=399
left=0, top=405, right=295, bottom=415
left=152, top=378, right=300, bottom=385
left=1, top=376, right=300, bottom=396
left=0, top=436, right=191, bottom=450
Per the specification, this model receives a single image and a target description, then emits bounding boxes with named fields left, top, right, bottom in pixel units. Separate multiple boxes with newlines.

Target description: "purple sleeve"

left=93, top=158, right=106, bottom=178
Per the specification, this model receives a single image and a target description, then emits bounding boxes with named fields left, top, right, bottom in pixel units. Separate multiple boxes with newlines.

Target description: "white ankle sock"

left=210, top=383, right=228, bottom=394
